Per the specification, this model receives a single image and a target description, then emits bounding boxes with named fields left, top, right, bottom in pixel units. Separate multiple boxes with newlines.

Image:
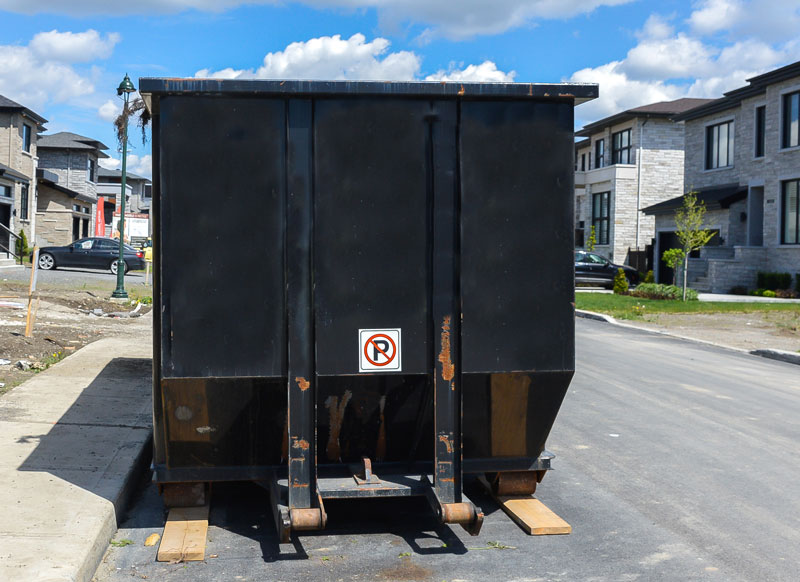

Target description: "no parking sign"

left=358, top=328, right=401, bottom=372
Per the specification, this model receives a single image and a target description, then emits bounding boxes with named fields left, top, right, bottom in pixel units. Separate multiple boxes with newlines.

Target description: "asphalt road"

left=0, top=264, right=147, bottom=287
left=93, top=319, right=800, bottom=581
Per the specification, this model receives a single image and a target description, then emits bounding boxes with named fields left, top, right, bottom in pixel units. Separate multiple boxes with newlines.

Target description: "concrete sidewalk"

left=0, top=335, right=153, bottom=582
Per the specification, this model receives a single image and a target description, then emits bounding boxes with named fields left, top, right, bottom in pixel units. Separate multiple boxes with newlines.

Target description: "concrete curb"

left=750, top=349, right=800, bottom=366
left=575, top=309, right=799, bottom=366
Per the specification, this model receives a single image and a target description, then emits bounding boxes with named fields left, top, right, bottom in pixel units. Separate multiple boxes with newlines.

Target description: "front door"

left=0, top=203, right=11, bottom=256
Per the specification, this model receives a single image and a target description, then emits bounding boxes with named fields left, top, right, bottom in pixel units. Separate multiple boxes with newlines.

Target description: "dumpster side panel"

left=459, top=100, right=575, bottom=374
left=159, top=96, right=287, bottom=378
left=313, top=98, right=434, bottom=376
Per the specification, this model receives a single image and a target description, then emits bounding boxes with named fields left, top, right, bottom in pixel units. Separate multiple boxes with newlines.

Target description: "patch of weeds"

left=398, top=552, right=412, bottom=557
left=38, top=350, right=67, bottom=371
left=320, top=556, right=331, bottom=562
left=110, top=538, right=134, bottom=547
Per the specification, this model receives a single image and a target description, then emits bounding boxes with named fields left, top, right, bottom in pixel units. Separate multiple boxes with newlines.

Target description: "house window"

left=580, top=153, right=586, bottom=171
left=0, top=185, right=10, bottom=198
left=782, top=91, right=800, bottom=149
left=612, top=129, right=632, bottom=164
left=594, top=139, right=605, bottom=169
left=782, top=179, right=799, bottom=244
left=143, top=184, right=152, bottom=198
left=705, top=120, right=734, bottom=169
left=592, top=192, right=610, bottom=245
left=87, top=158, right=97, bottom=182
left=20, top=185, right=29, bottom=220
left=755, top=106, right=766, bottom=158
left=22, top=124, right=32, bottom=153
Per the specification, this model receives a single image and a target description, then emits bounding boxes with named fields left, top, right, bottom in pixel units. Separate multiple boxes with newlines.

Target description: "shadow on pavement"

left=16, top=357, right=153, bottom=518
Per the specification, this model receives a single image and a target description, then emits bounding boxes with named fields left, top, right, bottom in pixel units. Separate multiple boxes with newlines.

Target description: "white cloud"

left=621, top=33, right=716, bottom=81
left=688, top=0, right=744, bottom=36
left=97, top=99, right=121, bottom=123
left=100, top=154, right=152, bottom=179
left=197, top=34, right=515, bottom=84
left=0, top=0, right=635, bottom=38
left=0, top=45, right=95, bottom=111
left=570, top=8, right=800, bottom=126
left=688, top=0, right=800, bottom=43
left=636, top=14, right=674, bottom=40
left=569, top=61, right=684, bottom=121
left=197, top=34, right=421, bottom=80
left=30, top=29, right=120, bottom=63
left=425, top=61, right=515, bottom=82
left=0, top=29, right=121, bottom=112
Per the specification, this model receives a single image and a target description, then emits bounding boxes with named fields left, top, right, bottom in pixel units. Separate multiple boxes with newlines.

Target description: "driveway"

left=93, top=318, right=800, bottom=581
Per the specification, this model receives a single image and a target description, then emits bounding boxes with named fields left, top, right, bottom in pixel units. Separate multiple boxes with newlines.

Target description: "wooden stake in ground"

left=24, top=247, right=39, bottom=338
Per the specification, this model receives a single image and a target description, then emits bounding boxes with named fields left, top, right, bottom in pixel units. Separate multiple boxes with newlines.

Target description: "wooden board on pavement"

left=157, top=505, right=209, bottom=562
left=479, top=476, right=571, bottom=535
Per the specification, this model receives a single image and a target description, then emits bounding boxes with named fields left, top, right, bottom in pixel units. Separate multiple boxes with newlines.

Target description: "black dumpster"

left=140, top=78, right=597, bottom=537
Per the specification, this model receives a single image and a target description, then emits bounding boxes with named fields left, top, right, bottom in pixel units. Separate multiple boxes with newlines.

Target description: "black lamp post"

left=112, top=73, right=135, bottom=299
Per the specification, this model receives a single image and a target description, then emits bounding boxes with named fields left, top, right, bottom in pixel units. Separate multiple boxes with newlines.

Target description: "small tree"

left=586, top=225, right=597, bottom=251
left=613, top=268, right=629, bottom=295
left=661, top=248, right=685, bottom=286
left=15, top=228, right=29, bottom=260
left=675, top=190, right=716, bottom=301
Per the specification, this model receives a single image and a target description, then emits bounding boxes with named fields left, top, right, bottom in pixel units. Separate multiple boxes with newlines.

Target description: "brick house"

left=644, top=60, right=800, bottom=292
left=0, top=94, right=47, bottom=259
left=574, top=98, right=714, bottom=269
left=35, top=132, right=109, bottom=246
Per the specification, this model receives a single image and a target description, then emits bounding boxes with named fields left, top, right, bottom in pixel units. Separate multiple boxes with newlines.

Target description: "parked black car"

left=575, top=250, right=639, bottom=288
left=37, top=237, right=146, bottom=274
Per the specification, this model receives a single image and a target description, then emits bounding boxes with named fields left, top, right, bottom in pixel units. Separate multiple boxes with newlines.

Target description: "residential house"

left=644, top=60, right=800, bottom=292
left=97, top=167, right=151, bottom=241
left=575, top=98, right=714, bottom=269
left=0, top=94, right=47, bottom=259
left=35, top=132, right=109, bottom=246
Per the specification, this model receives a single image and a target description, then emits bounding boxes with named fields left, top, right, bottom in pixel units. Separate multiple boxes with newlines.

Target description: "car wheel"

left=110, top=259, right=128, bottom=275
left=38, top=253, right=56, bottom=270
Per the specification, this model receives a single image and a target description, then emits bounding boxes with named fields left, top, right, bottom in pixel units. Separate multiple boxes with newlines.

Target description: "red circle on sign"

left=364, top=334, right=397, bottom=367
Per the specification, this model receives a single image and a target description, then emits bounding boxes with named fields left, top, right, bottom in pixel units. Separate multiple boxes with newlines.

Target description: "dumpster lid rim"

left=138, top=78, right=598, bottom=108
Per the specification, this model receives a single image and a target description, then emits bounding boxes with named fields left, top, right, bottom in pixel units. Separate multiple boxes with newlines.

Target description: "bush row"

left=628, top=283, right=699, bottom=301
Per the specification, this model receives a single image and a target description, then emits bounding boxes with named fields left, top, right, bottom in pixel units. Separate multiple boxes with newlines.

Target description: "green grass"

left=576, top=292, right=800, bottom=320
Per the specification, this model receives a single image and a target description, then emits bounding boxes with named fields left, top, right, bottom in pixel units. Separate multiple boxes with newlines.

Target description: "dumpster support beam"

left=286, top=99, right=318, bottom=518
left=428, top=102, right=482, bottom=535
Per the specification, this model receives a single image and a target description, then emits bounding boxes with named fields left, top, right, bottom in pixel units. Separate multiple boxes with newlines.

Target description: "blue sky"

left=1, top=0, right=799, bottom=178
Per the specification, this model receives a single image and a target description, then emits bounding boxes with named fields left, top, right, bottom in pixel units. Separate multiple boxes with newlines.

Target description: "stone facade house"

left=0, top=94, right=47, bottom=260
left=574, top=98, right=713, bottom=269
left=644, top=60, right=800, bottom=292
left=35, top=132, right=109, bottom=247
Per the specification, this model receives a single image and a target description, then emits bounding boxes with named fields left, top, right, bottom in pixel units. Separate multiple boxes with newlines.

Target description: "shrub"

left=757, top=271, right=792, bottom=290
left=775, top=288, right=799, bottom=299
left=728, top=285, right=748, bottom=295
left=763, top=289, right=777, bottom=298
left=15, top=229, right=29, bottom=258
left=629, top=283, right=698, bottom=301
left=643, top=270, right=655, bottom=284
left=613, top=268, right=629, bottom=295
left=796, top=273, right=800, bottom=293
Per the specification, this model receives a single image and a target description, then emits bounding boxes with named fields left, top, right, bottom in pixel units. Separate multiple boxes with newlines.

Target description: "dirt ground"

left=0, top=281, right=151, bottom=395
left=617, top=310, right=800, bottom=353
